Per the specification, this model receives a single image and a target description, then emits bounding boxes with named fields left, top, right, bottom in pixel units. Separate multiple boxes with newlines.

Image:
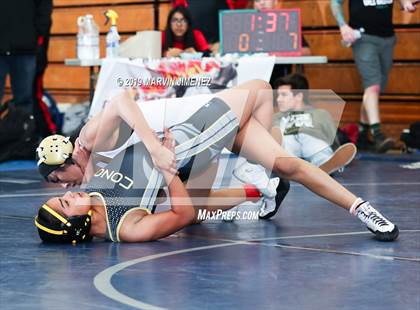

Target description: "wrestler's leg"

left=213, top=79, right=287, bottom=218
left=214, top=79, right=356, bottom=209
left=215, top=79, right=274, bottom=130
left=230, top=114, right=398, bottom=241
left=233, top=116, right=357, bottom=210
left=184, top=162, right=259, bottom=223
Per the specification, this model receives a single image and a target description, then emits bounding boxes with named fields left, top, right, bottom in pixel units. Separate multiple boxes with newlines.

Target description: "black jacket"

left=0, top=0, right=52, bottom=55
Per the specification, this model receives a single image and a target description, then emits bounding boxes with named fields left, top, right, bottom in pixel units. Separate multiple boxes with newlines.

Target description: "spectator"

left=178, top=0, right=249, bottom=54
left=172, top=0, right=231, bottom=54
left=330, top=0, right=417, bottom=153
left=0, top=0, right=52, bottom=115
left=162, top=6, right=211, bottom=58
left=271, top=73, right=357, bottom=175
left=34, top=1, right=56, bottom=137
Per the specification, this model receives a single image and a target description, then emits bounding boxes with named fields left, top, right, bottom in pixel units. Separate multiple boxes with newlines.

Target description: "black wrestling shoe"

left=356, top=131, right=373, bottom=151
left=259, top=177, right=290, bottom=220
left=373, top=132, right=395, bottom=153
left=355, top=201, right=399, bottom=241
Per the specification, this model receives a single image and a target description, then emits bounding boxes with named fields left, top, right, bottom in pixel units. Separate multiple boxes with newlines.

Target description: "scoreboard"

left=219, top=9, right=302, bottom=55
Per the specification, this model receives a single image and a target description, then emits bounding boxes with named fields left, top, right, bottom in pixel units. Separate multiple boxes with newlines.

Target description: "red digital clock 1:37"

left=219, top=9, right=302, bottom=55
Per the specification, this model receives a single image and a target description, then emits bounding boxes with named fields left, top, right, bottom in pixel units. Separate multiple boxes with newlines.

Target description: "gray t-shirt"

left=272, top=108, right=338, bottom=146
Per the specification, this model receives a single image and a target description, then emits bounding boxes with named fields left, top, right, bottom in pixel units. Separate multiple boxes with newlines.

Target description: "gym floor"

left=1, top=154, right=419, bottom=310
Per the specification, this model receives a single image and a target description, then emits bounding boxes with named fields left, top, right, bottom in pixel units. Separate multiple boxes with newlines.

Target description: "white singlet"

left=98, top=93, right=216, bottom=158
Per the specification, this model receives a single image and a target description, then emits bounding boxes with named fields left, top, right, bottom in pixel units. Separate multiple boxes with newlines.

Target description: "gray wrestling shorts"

left=171, top=97, right=239, bottom=180
left=352, top=34, right=396, bottom=91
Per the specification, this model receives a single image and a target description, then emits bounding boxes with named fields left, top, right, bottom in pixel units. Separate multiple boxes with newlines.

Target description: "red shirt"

left=228, top=0, right=248, bottom=9
left=161, top=29, right=209, bottom=55
left=171, top=0, right=244, bottom=9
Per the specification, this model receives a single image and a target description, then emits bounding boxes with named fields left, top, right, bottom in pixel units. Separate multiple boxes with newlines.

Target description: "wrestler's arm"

left=80, top=90, right=176, bottom=173
left=79, top=91, right=158, bottom=152
left=120, top=174, right=195, bottom=242
left=78, top=111, right=119, bottom=152
left=120, top=130, right=191, bottom=242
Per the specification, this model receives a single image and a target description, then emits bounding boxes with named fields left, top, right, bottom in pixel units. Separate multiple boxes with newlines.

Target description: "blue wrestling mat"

left=0, top=154, right=419, bottom=309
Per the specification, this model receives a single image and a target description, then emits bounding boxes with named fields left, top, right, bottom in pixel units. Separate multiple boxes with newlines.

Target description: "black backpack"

left=401, top=121, right=420, bottom=150
left=0, top=100, right=39, bottom=162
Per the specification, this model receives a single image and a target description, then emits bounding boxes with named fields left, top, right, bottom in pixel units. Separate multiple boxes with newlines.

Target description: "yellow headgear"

left=35, top=204, right=93, bottom=244
left=36, top=135, right=74, bottom=178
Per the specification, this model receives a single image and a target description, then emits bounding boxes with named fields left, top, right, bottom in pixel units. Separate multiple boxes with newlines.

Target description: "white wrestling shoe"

left=354, top=201, right=399, bottom=241
left=259, top=177, right=290, bottom=220
left=223, top=206, right=238, bottom=222
left=259, top=197, right=276, bottom=218
left=233, top=162, right=278, bottom=198
left=223, top=199, right=265, bottom=222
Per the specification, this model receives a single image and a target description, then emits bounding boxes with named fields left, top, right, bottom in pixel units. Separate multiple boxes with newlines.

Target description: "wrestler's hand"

left=73, top=138, right=89, bottom=167
left=162, top=128, right=176, bottom=151
left=160, top=128, right=178, bottom=185
left=150, top=129, right=177, bottom=176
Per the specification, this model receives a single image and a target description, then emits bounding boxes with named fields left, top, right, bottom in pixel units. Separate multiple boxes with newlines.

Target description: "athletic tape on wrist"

left=244, top=184, right=261, bottom=201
